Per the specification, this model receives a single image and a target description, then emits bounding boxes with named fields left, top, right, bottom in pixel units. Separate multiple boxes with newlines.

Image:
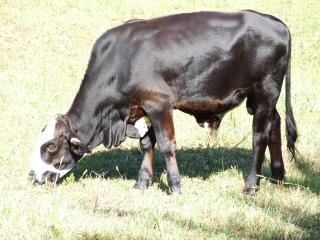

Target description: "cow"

left=29, top=10, right=298, bottom=195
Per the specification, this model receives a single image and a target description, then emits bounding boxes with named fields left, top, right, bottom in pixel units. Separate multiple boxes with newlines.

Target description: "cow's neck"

left=65, top=73, right=129, bottom=149
left=65, top=74, right=106, bottom=147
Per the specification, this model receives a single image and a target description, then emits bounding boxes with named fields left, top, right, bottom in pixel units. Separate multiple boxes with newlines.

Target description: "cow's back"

left=87, top=10, right=290, bottom=120
left=110, top=11, right=290, bottom=102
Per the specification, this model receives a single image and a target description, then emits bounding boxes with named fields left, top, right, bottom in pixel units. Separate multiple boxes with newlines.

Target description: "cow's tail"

left=285, top=36, right=298, bottom=160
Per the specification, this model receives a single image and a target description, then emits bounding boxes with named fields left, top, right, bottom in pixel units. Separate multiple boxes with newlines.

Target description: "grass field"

left=1, top=0, right=320, bottom=239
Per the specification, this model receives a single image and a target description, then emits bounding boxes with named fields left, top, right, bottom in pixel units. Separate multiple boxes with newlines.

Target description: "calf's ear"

left=70, top=137, right=91, bottom=157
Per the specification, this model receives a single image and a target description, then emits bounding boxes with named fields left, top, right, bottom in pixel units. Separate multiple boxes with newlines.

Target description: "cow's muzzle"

left=28, top=170, right=59, bottom=185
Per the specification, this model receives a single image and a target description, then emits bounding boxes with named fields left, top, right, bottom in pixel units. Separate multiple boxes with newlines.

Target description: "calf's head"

left=29, top=115, right=90, bottom=184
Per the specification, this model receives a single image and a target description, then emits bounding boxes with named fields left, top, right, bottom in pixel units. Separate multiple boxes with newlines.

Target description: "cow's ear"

left=41, top=135, right=63, bottom=155
left=70, top=137, right=91, bottom=157
left=41, top=139, right=59, bottom=154
left=126, top=124, right=140, bottom=139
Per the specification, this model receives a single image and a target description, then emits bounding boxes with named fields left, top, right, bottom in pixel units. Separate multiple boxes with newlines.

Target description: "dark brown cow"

left=29, top=10, right=297, bottom=195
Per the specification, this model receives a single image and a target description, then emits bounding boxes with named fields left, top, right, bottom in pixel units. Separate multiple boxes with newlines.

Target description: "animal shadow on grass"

left=287, top=153, right=320, bottom=195
left=67, top=146, right=253, bottom=190
left=65, top=146, right=320, bottom=195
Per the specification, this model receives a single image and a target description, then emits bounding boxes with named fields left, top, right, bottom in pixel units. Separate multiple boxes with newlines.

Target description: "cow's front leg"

left=156, top=116, right=181, bottom=194
left=244, top=108, right=272, bottom=195
left=134, top=127, right=156, bottom=190
left=143, top=99, right=181, bottom=194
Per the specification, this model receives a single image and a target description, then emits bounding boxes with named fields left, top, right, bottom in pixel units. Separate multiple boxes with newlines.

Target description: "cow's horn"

left=70, top=138, right=81, bottom=144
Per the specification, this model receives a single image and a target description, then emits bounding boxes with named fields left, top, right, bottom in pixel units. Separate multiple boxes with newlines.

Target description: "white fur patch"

left=70, top=137, right=81, bottom=143
left=134, top=117, right=149, bottom=137
left=32, top=156, right=72, bottom=181
left=30, top=118, right=71, bottom=182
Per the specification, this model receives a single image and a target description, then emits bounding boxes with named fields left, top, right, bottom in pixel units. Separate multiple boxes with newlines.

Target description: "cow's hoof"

left=271, top=168, right=285, bottom=184
left=133, top=179, right=151, bottom=190
left=270, top=177, right=283, bottom=185
left=243, top=185, right=258, bottom=196
left=169, top=185, right=182, bottom=194
left=167, top=174, right=181, bottom=194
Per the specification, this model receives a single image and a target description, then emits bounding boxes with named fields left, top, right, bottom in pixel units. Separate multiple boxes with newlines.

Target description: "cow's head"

left=28, top=115, right=90, bottom=184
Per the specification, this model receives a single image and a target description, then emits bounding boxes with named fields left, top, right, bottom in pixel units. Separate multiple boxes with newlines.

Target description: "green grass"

left=1, top=0, right=320, bottom=239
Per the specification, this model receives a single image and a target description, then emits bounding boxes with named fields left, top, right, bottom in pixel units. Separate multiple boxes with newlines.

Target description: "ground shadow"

left=293, top=154, right=320, bottom=194
left=253, top=193, right=320, bottom=239
left=68, top=146, right=252, bottom=183
left=164, top=211, right=320, bottom=240
left=65, top=148, right=319, bottom=239
left=293, top=213, right=320, bottom=239
left=65, top=146, right=320, bottom=195
left=71, top=208, right=319, bottom=239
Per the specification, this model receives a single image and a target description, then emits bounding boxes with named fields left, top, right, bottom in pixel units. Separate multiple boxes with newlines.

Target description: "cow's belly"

left=174, top=88, right=247, bottom=126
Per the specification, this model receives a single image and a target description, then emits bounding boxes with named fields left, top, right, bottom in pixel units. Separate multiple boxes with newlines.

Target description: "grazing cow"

left=29, top=10, right=297, bottom=195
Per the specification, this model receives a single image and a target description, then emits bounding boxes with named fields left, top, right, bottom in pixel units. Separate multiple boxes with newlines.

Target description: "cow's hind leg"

left=134, top=127, right=156, bottom=189
left=243, top=106, right=272, bottom=195
left=244, top=75, right=283, bottom=195
left=268, top=109, right=285, bottom=182
left=143, top=97, right=181, bottom=194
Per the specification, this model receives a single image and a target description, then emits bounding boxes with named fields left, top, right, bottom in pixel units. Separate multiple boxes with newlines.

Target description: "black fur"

left=285, top=54, right=298, bottom=159
left=56, top=10, right=297, bottom=194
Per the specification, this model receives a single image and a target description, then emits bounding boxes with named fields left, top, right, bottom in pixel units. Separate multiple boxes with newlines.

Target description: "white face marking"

left=30, top=118, right=72, bottom=182
left=134, top=117, right=149, bottom=137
